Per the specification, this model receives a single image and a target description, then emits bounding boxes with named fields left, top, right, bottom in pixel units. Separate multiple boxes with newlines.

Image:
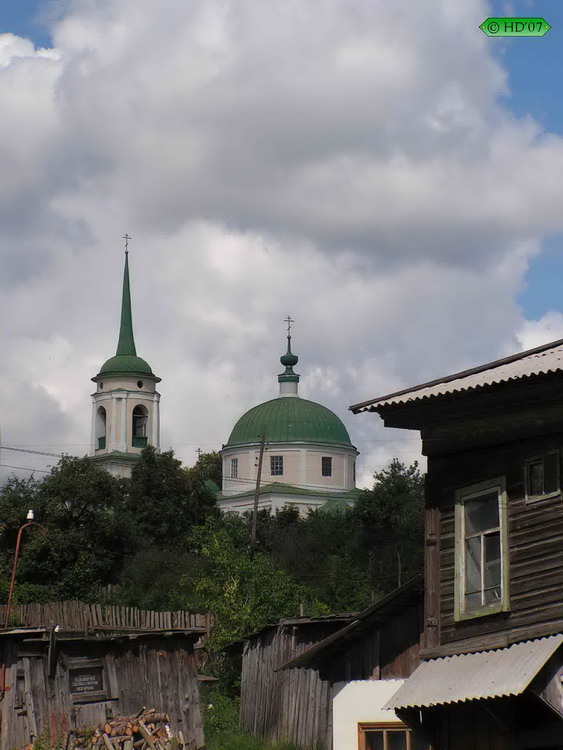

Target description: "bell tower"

left=89, top=239, right=161, bottom=477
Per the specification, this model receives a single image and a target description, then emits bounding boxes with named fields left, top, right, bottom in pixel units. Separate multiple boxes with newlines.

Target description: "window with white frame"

left=271, top=455, right=284, bottom=476
left=525, top=451, right=559, bottom=500
left=455, top=478, right=509, bottom=620
left=230, top=458, right=238, bottom=479
left=321, top=456, right=332, bottom=477
left=358, top=724, right=427, bottom=750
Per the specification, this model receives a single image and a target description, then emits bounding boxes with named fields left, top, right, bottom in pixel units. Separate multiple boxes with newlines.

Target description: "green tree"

left=353, top=459, right=424, bottom=589
left=193, top=451, right=222, bottom=488
left=0, top=456, right=130, bottom=600
left=127, top=446, right=219, bottom=544
left=183, top=519, right=310, bottom=650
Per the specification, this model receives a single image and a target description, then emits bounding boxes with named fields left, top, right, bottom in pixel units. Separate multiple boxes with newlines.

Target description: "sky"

left=0, top=0, right=563, bottom=488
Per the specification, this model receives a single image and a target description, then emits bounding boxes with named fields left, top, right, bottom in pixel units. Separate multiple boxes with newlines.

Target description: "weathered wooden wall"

left=321, top=601, right=423, bottom=684
left=429, top=432, right=563, bottom=649
left=0, top=637, right=204, bottom=750
left=0, top=602, right=209, bottom=632
left=240, top=622, right=344, bottom=750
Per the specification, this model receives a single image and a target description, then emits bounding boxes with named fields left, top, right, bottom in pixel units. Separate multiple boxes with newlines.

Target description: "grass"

left=203, top=692, right=307, bottom=750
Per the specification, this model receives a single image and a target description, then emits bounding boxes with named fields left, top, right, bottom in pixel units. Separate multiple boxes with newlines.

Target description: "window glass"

left=230, top=458, right=238, bottom=479
left=271, top=455, right=283, bottom=476
left=363, top=731, right=384, bottom=750
left=322, top=456, right=332, bottom=477
left=458, top=483, right=505, bottom=616
left=465, top=492, right=499, bottom=534
left=464, top=536, right=481, bottom=598
left=387, top=731, right=408, bottom=750
left=528, top=459, right=544, bottom=496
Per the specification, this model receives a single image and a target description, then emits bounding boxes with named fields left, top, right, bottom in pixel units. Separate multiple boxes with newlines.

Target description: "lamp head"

left=26, top=510, right=34, bottom=521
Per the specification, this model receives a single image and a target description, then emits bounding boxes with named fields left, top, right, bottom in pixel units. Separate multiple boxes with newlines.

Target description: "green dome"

left=97, top=354, right=155, bottom=378
left=226, top=397, right=352, bottom=447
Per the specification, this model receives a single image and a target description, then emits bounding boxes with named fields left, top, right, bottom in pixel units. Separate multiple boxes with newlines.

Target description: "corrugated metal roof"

left=384, top=634, right=563, bottom=710
left=350, top=338, right=563, bottom=412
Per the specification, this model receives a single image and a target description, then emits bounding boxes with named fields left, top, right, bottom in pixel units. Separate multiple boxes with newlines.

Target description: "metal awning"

left=384, top=634, right=563, bottom=710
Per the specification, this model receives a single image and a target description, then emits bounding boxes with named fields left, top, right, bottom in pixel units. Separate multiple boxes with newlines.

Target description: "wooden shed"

left=239, top=613, right=354, bottom=750
left=0, top=603, right=209, bottom=750
left=279, top=578, right=424, bottom=750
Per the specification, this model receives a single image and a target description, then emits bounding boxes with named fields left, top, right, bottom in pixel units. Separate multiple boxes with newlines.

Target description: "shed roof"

left=237, top=612, right=356, bottom=646
left=0, top=626, right=206, bottom=641
left=350, top=338, right=563, bottom=413
left=384, top=634, right=563, bottom=710
left=278, top=576, right=423, bottom=671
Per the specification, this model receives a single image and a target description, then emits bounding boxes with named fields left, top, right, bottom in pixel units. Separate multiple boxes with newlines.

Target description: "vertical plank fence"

left=0, top=602, right=211, bottom=631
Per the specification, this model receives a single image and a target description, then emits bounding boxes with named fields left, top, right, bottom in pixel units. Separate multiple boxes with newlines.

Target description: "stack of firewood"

left=68, top=708, right=179, bottom=750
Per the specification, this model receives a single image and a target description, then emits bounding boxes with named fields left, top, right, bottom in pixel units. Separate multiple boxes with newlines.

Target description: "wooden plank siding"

left=240, top=622, right=344, bottom=750
left=0, top=637, right=204, bottom=750
left=429, top=432, right=563, bottom=649
left=0, top=602, right=209, bottom=632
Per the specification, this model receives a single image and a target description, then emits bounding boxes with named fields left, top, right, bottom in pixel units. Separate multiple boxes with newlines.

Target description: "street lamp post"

left=1, top=510, right=46, bottom=697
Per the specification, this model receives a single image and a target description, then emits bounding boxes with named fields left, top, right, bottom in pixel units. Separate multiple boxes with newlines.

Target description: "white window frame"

left=230, top=458, right=238, bottom=479
left=271, top=455, right=284, bottom=476
left=454, top=477, right=509, bottom=622
left=524, top=450, right=560, bottom=502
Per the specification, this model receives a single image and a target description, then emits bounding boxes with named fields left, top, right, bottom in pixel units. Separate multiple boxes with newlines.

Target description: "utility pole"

left=251, top=433, right=267, bottom=545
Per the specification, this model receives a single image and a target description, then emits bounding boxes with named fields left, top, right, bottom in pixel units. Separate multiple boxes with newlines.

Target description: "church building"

left=89, top=248, right=161, bottom=477
left=218, top=328, right=359, bottom=515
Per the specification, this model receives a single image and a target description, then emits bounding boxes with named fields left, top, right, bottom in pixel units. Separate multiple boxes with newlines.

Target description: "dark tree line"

left=0, top=450, right=424, bottom=646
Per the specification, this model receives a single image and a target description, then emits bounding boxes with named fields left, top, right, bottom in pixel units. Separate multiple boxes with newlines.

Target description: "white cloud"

left=515, top=312, right=563, bottom=352
left=1, top=0, right=563, bottom=487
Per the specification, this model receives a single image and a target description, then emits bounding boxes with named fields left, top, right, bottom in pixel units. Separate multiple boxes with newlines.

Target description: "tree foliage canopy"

left=0, top=453, right=424, bottom=657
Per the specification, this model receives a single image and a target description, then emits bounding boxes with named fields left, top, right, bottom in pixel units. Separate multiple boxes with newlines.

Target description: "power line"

left=0, top=438, right=421, bottom=450
left=0, top=445, right=63, bottom=458
left=0, top=464, right=50, bottom=474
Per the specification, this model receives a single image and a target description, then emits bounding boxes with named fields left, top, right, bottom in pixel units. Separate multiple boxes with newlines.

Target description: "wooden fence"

left=240, top=618, right=351, bottom=750
left=0, top=601, right=210, bottom=631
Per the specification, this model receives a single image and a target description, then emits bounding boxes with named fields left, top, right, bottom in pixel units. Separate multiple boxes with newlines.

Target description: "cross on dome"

left=122, top=233, right=131, bottom=255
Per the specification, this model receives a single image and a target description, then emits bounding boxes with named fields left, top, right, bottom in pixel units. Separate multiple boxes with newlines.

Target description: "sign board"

left=70, top=667, right=104, bottom=695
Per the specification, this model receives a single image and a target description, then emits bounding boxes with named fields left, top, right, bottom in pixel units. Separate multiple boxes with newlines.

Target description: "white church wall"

left=305, top=449, right=345, bottom=489
left=95, top=376, right=156, bottom=393
left=332, top=680, right=406, bottom=750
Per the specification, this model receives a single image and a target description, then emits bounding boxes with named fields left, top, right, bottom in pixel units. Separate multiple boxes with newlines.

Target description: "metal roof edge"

left=349, top=337, right=563, bottom=413
left=384, top=633, right=563, bottom=711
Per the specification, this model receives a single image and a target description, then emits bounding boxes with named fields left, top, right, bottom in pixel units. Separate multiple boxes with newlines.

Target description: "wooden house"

left=351, top=338, right=563, bottom=749
left=0, top=602, right=209, bottom=750
left=239, top=613, right=354, bottom=750
left=280, top=578, right=425, bottom=750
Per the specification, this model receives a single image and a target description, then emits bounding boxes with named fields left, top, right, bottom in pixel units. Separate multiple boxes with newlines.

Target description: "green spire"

left=115, top=251, right=137, bottom=356
left=278, top=335, right=300, bottom=384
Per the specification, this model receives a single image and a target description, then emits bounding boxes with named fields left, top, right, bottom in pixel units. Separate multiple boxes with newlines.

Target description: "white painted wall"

left=332, top=680, right=405, bottom=750
left=90, top=374, right=161, bottom=476
left=221, top=442, right=357, bottom=495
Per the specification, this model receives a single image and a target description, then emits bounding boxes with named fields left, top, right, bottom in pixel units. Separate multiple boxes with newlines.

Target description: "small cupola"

left=278, top=316, right=300, bottom=397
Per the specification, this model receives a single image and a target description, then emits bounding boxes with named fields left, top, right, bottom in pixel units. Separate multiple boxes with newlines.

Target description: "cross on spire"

left=196, top=448, right=203, bottom=459
left=122, top=233, right=131, bottom=255
left=284, top=315, right=294, bottom=336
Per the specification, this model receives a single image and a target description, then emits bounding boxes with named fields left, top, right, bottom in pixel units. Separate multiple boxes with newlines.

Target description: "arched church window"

left=132, top=405, right=149, bottom=447
left=96, top=407, right=106, bottom=450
